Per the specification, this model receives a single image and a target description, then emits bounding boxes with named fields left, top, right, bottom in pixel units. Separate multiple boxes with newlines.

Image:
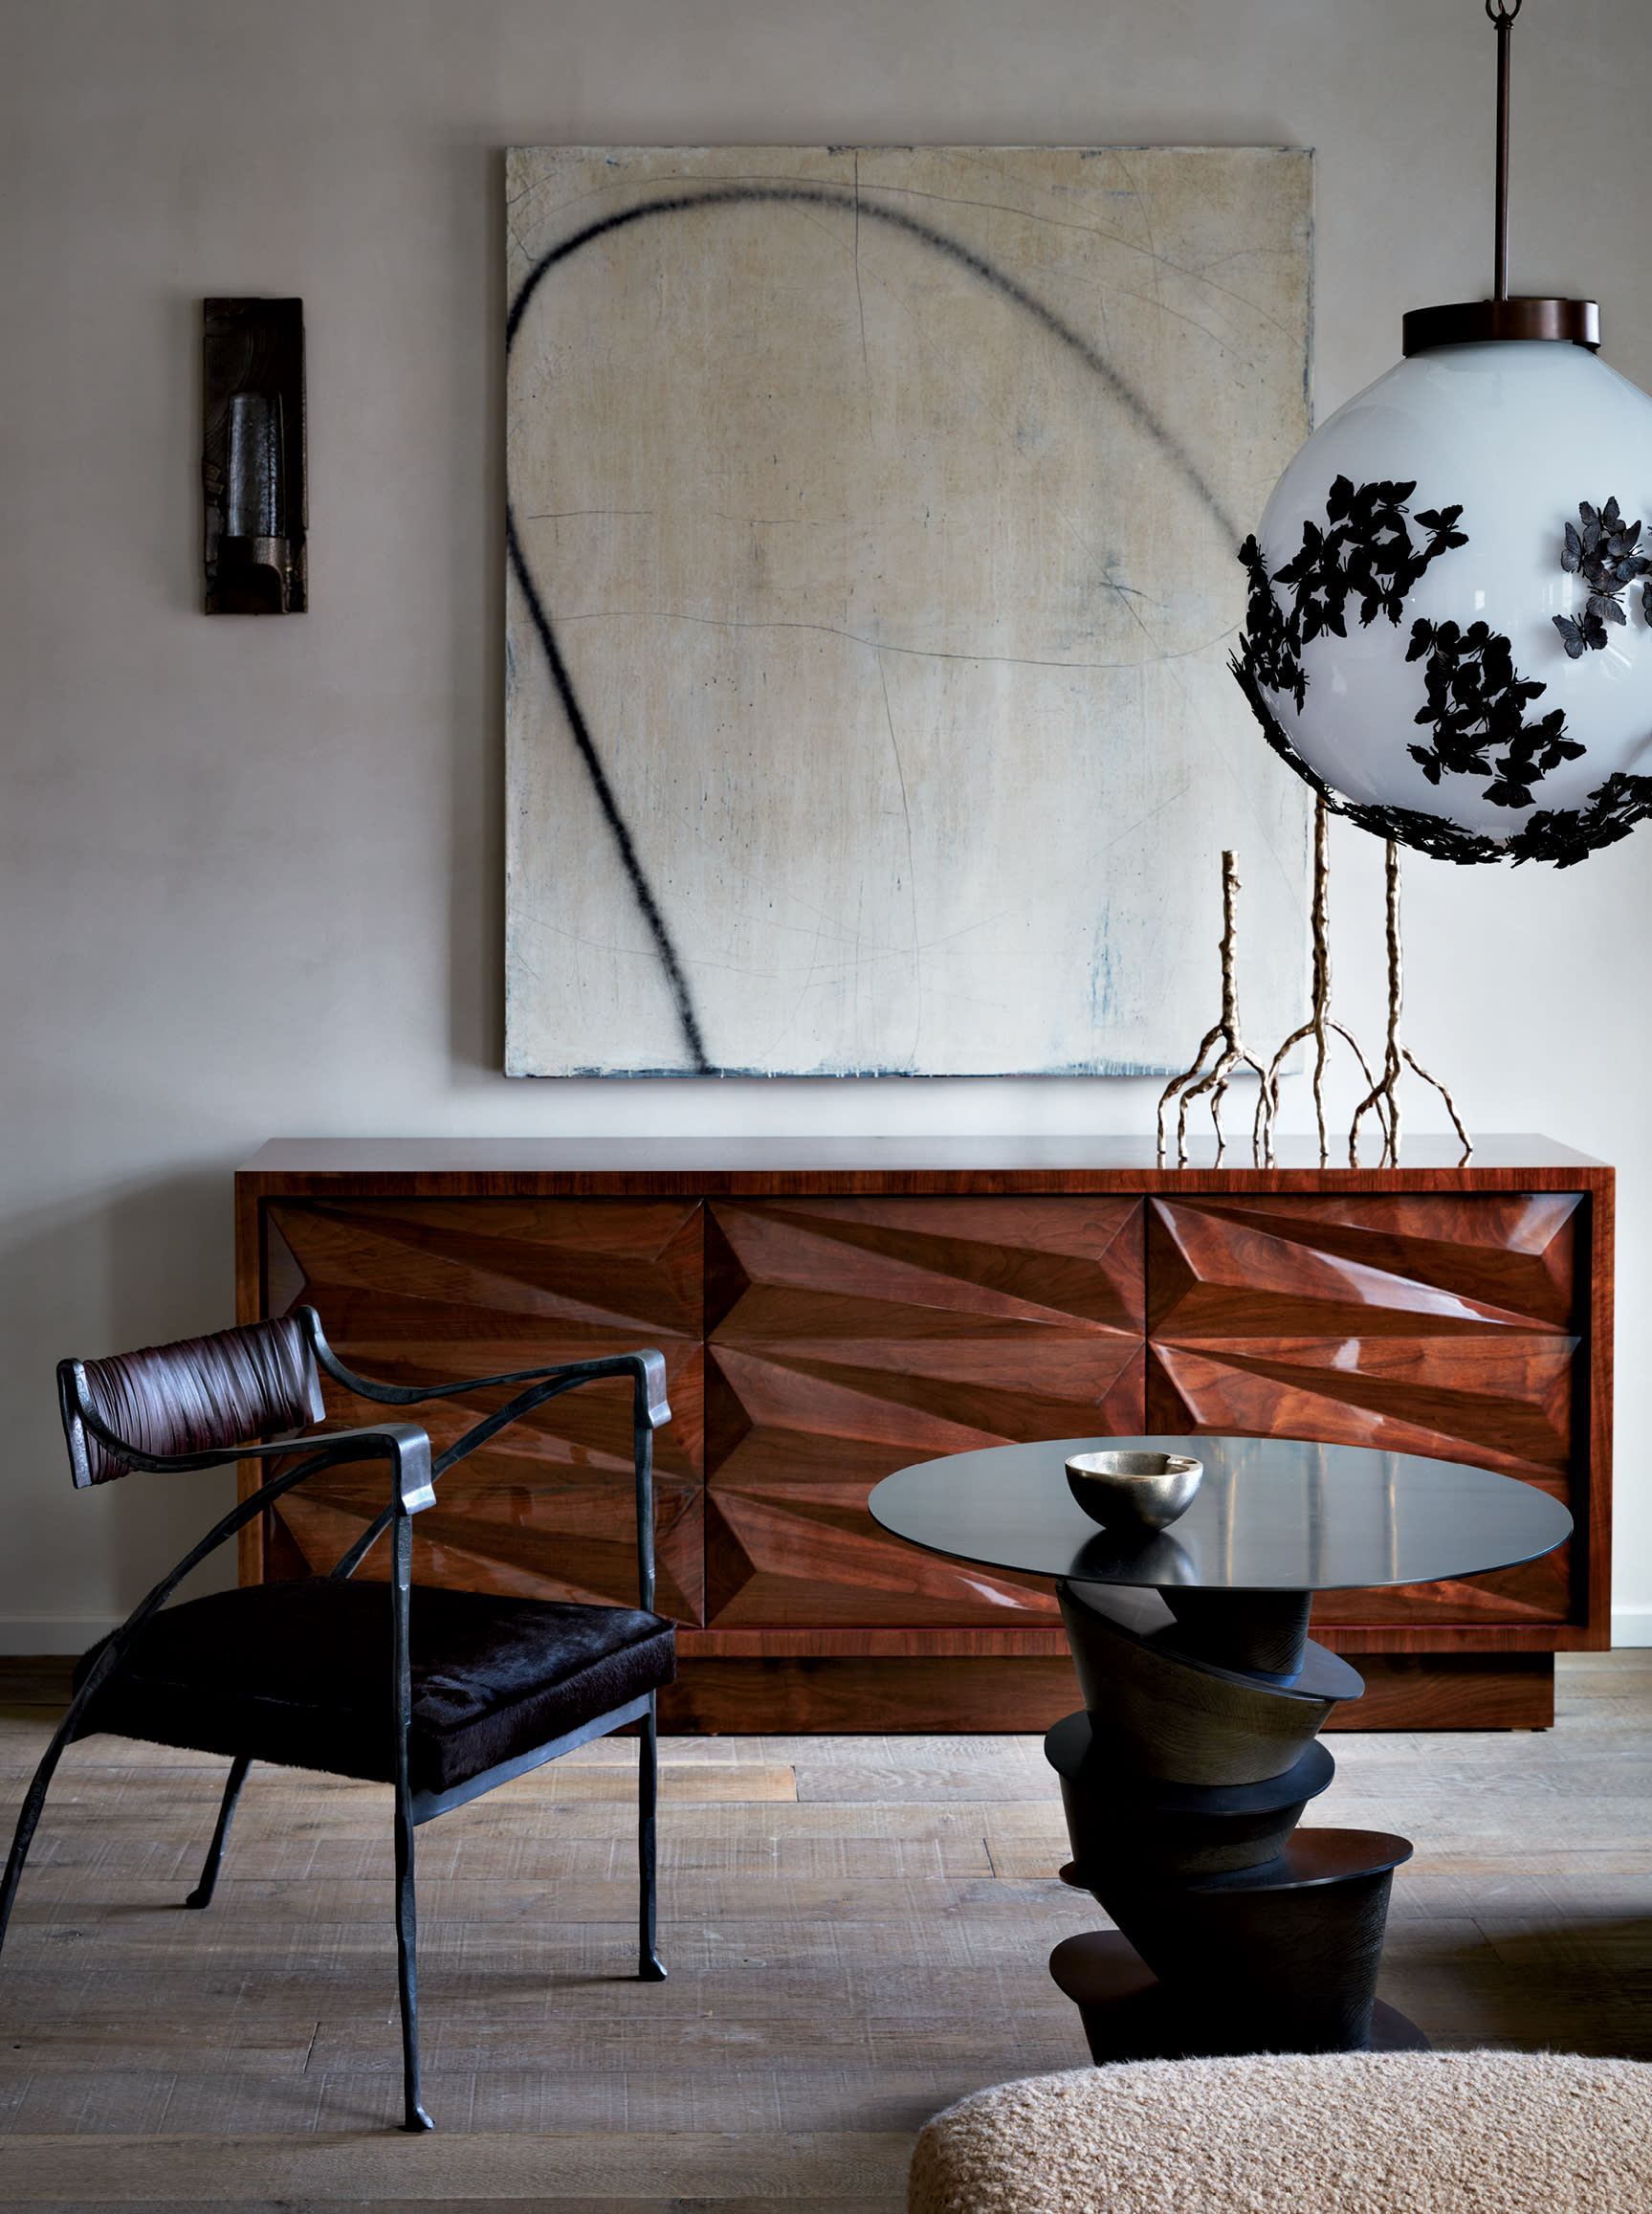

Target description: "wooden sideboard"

left=234, top=1137, right=1613, bottom=1733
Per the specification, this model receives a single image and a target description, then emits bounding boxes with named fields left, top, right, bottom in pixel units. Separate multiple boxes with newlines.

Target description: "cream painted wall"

left=3, top=0, right=1649, bottom=1649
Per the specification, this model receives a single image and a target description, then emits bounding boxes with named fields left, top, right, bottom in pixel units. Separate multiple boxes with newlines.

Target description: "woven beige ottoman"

left=909, top=2049, right=1652, bottom=2214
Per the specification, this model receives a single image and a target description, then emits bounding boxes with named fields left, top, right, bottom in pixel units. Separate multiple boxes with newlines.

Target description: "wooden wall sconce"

left=202, top=298, right=306, bottom=614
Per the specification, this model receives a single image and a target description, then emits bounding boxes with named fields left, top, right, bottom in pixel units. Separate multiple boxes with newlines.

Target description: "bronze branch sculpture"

left=1156, top=808, right=1469, bottom=1167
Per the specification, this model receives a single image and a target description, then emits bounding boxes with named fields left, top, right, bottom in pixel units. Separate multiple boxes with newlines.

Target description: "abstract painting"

left=505, top=145, right=1313, bottom=1075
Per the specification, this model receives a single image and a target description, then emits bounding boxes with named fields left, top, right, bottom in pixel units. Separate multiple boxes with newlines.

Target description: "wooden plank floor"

left=0, top=1652, right=1644, bottom=2207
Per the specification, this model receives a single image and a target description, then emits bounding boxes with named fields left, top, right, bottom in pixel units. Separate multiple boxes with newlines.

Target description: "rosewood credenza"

left=234, top=1137, right=1613, bottom=1733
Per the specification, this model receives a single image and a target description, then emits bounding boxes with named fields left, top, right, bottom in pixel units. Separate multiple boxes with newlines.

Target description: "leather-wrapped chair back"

left=64, top=1317, right=325, bottom=1487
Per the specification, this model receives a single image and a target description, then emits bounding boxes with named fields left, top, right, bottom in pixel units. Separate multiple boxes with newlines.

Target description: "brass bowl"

left=1065, top=1450, right=1203, bottom=1538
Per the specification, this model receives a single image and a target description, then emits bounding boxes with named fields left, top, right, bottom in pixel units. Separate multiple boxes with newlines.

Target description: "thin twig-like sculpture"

left=1264, top=799, right=1386, bottom=1163
left=1156, top=852, right=1270, bottom=1164
left=1158, top=825, right=1469, bottom=1168
left=1349, top=842, right=1471, bottom=1164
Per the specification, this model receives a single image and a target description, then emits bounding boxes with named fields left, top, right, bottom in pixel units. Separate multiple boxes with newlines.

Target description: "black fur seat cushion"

left=73, top=1579, right=675, bottom=1794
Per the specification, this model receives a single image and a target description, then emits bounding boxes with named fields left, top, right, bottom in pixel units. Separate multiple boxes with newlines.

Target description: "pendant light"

left=1234, top=0, right=1652, bottom=868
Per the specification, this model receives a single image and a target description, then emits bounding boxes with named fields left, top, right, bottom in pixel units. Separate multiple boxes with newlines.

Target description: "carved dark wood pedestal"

left=869, top=1434, right=1573, bottom=2061
left=1047, top=1931, right=1430, bottom=2064
left=1046, top=1593, right=1422, bottom=2058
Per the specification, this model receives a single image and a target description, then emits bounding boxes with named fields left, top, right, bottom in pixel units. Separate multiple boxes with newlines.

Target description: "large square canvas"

left=505, top=145, right=1313, bottom=1075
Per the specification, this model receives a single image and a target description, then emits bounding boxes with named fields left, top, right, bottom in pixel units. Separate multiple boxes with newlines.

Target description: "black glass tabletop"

left=868, top=1435, right=1572, bottom=1592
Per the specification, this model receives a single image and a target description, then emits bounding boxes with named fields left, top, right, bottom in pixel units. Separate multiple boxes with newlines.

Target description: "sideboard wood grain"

left=236, top=1139, right=1613, bottom=1731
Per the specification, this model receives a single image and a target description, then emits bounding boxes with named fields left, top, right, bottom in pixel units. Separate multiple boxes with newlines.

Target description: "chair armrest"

left=44, top=1413, right=437, bottom=1815
left=44, top=1398, right=437, bottom=1769
left=295, top=1313, right=671, bottom=1598
left=299, top=1311, right=671, bottom=1436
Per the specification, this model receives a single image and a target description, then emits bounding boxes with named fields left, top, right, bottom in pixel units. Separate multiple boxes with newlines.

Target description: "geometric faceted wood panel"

left=262, top=1199, right=707, bottom=1621
left=238, top=1143, right=1614, bottom=1730
left=1146, top=1195, right=1581, bottom=1627
left=703, top=1197, right=1146, bottom=1627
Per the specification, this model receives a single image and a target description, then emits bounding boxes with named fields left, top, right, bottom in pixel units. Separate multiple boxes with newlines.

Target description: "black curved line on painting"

left=507, top=186, right=1238, bottom=536
left=507, top=184, right=1239, bottom=1072
left=506, top=507, right=711, bottom=1070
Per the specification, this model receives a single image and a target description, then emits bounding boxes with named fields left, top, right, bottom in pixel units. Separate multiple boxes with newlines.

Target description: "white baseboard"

left=1610, top=1609, right=1652, bottom=1648
left=0, top=1618, right=121, bottom=1656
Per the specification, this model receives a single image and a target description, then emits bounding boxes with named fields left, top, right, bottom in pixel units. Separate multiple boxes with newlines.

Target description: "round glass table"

left=870, top=1435, right=1573, bottom=2063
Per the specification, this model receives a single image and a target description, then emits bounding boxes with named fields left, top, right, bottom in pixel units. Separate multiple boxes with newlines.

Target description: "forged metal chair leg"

left=185, top=1754, right=252, bottom=1910
left=638, top=1694, right=665, bottom=1982
left=0, top=1665, right=118, bottom=1959
left=389, top=1509, right=432, bottom=2133
left=0, top=1734, right=73, bottom=1958
left=393, top=1788, right=432, bottom=2132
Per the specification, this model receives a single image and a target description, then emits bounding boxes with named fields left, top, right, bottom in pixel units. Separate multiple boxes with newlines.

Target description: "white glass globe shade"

left=1235, top=338, right=1652, bottom=865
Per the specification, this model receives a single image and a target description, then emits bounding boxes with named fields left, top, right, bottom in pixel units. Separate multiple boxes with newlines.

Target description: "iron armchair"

left=0, top=1306, right=675, bottom=2132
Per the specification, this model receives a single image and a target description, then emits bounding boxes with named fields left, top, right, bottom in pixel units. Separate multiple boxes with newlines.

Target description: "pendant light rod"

left=1489, top=0, right=1520, bottom=300
left=1404, top=0, right=1590, bottom=353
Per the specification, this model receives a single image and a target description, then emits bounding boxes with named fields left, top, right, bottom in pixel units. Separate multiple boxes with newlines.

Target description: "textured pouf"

left=908, top=2050, right=1652, bottom=2214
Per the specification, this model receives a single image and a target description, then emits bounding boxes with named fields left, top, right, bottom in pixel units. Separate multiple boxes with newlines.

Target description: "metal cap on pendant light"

left=1234, top=0, right=1652, bottom=868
